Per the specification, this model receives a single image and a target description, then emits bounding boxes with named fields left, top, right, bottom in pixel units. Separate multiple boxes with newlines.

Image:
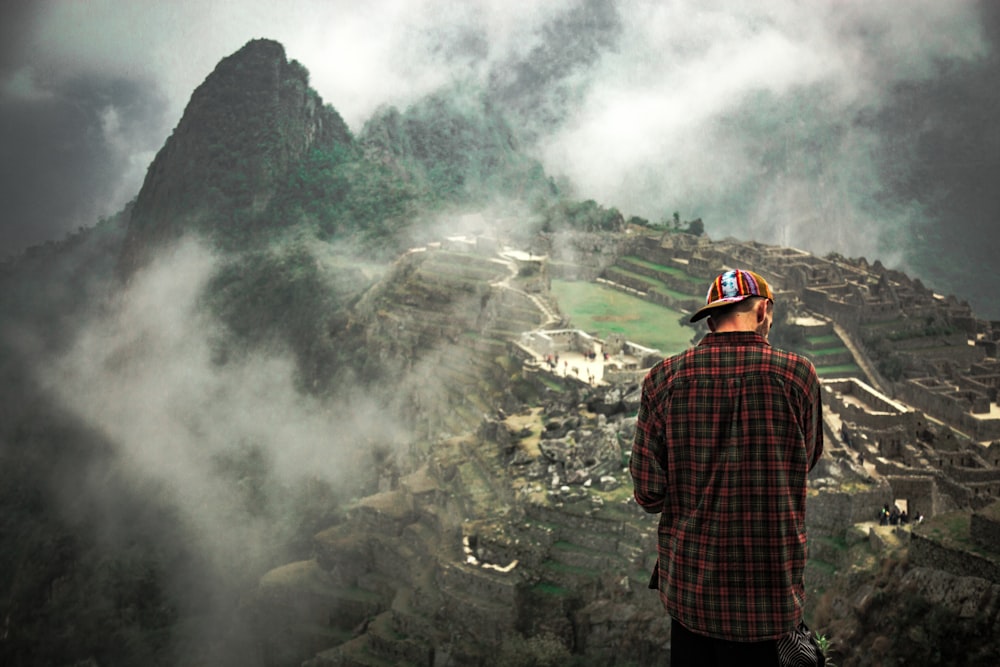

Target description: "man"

left=630, top=269, right=823, bottom=666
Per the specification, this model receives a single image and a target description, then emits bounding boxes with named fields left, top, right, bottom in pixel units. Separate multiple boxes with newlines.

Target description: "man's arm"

left=630, top=375, right=667, bottom=513
left=804, top=365, right=824, bottom=471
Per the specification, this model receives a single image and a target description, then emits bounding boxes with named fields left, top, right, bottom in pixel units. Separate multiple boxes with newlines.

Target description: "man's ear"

left=755, top=299, right=768, bottom=323
left=707, top=316, right=717, bottom=332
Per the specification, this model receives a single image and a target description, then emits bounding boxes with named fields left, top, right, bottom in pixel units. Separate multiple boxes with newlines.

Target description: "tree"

left=686, top=218, right=705, bottom=236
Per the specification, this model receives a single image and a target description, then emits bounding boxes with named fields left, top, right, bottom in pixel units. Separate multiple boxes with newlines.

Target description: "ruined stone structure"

left=541, top=227, right=1000, bottom=572
left=910, top=499, right=1000, bottom=584
left=250, top=228, right=1000, bottom=664
left=597, top=233, right=1000, bottom=511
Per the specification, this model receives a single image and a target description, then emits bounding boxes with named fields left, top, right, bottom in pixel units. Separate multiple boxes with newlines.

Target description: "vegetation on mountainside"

left=361, top=91, right=555, bottom=208
left=204, top=244, right=338, bottom=388
left=538, top=198, right=625, bottom=233
left=266, top=143, right=420, bottom=254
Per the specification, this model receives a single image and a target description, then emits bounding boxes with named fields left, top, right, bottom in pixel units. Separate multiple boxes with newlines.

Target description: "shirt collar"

left=697, top=331, right=771, bottom=348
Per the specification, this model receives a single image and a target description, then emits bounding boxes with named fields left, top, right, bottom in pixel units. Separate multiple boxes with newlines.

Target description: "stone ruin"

left=248, top=228, right=1000, bottom=664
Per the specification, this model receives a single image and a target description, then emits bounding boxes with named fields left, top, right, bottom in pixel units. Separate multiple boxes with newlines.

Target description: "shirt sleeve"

left=630, top=371, right=667, bottom=513
left=803, top=363, right=824, bottom=471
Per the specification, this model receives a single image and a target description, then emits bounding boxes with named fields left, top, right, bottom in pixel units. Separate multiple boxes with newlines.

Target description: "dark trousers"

left=670, top=618, right=779, bottom=667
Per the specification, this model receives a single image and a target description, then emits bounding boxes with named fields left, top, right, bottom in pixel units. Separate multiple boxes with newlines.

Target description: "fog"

left=28, top=239, right=406, bottom=648
left=3, top=2, right=996, bottom=300
left=2, top=2, right=996, bottom=529
left=0, top=2, right=997, bottom=659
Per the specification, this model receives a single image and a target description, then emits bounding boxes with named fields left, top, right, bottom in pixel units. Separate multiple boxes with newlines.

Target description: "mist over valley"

left=3, top=3, right=1000, bottom=665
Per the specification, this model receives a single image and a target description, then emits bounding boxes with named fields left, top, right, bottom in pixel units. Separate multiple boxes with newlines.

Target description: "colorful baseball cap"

left=689, top=269, right=774, bottom=322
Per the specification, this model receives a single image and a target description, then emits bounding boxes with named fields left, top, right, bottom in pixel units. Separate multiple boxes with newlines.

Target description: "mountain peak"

left=118, top=38, right=351, bottom=277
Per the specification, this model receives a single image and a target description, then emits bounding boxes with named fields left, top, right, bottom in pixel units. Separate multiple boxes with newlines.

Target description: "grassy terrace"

left=809, top=347, right=850, bottom=357
left=531, top=581, right=573, bottom=597
left=916, top=510, right=998, bottom=559
left=816, top=363, right=862, bottom=377
left=807, top=334, right=841, bottom=347
left=914, top=509, right=1000, bottom=572
left=606, top=266, right=660, bottom=292
left=550, top=279, right=693, bottom=354
left=621, top=256, right=704, bottom=287
left=609, top=266, right=700, bottom=302
left=541, top=559, right=600, bottom=578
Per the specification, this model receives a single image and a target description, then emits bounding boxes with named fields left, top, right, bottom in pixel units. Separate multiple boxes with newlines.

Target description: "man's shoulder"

left=766, top=344, right=812, bottom=364
left=764, top=345, right=820, bottom=386
left=644, top=347, right=697, bottom=382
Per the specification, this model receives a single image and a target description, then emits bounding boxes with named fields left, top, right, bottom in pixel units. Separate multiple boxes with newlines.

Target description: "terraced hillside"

left=250, top=395, right=669, bottom=666
left=351, top=247, right=551, bottom=435
left=598, top=253, right=866, bottom=380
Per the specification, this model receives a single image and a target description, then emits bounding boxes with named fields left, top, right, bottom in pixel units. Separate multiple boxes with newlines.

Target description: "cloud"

left=535, top=0, right=986, bottom=260
left=0, top=0, right=576, bottom=256
left=37, top=239, right=403, bottom=581
left=1, top=0, right=997, bottom=315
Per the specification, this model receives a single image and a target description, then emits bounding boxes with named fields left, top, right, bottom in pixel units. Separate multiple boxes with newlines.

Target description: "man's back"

left=631, top=330, right=823, bottom=641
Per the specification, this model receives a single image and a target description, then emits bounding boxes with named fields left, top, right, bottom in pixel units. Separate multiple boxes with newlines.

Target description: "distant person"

left=630, top=269, right=824, bottom=666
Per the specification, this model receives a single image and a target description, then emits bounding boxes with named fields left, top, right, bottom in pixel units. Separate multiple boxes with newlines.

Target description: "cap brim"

left=689, top=296, right=750, bottom=323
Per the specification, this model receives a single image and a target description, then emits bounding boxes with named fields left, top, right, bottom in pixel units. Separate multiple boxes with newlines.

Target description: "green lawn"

left=809, top=347, right=850, bottom=357
left=551, top=279, right=695, bottom=354
left=807, top=334, right=841, bottom=347
left=816, top=364, right=862, bottom=376
left=621, top=256, right=704, bottom=287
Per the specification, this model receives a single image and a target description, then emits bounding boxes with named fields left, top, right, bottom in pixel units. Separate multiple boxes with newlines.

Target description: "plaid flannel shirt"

left=630, top=331, right=823, bottom=641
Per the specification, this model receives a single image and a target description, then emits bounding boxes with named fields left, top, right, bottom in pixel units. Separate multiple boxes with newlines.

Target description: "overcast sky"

left=1, top=0, right=996, bottom=315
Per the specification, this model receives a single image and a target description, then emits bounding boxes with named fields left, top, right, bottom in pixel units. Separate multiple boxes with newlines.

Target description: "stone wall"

left=896, top=379, right=1000, bottom=441
left=519, top=329, right=599, bottom=356
left=822, top=380, right=919, bottom=438
left=802, top=288, right=863, bottom=329
left=824, top=378, right=909, bottom=415
left=946, top=465, right=1000, bottom=485
left=604, top=368, right=648, bottom=386
left=436, top=561, right=520, bottom=608
left=886, top=474, right=939, bottom=518
left=972, top=508, right=1000, bottom=554
left=601, top=267, right=655, bottom=296
left=807, top=484, right=893, bottom=531
left=910, top=532, right=1000, bottom=584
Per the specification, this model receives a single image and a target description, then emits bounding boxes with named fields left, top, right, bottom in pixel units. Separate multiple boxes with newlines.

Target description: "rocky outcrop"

left=821, top=562, right=1000, bottom=666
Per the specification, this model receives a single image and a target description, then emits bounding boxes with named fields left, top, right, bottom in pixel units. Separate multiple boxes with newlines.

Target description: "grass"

left=817, top=364, right=862, bottom=376
left=538, top=375, right=566, bottom=392
left=916, top=510, right=998, bottom=558
left=809, top=346, right=849, bottom=356
left=807, top=334, right=841, bottom=346
left=611, top=263, right=702, bottom=302
left=651, top=285, right=702, bottom=301
left=808, top=559, right=839, bottom=576
left=550, top=279, right=694, bottom=354
left=815, top=534, right=849, bottom=552
left=532, top=582, right=573, bottom=597
left=922, top=511, right=970, bottom=544
left=542, top=560, right=600, bottom=577
left=621, top=256, right=704, bottom=285
left=552, top=540, right=601, bottom=555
